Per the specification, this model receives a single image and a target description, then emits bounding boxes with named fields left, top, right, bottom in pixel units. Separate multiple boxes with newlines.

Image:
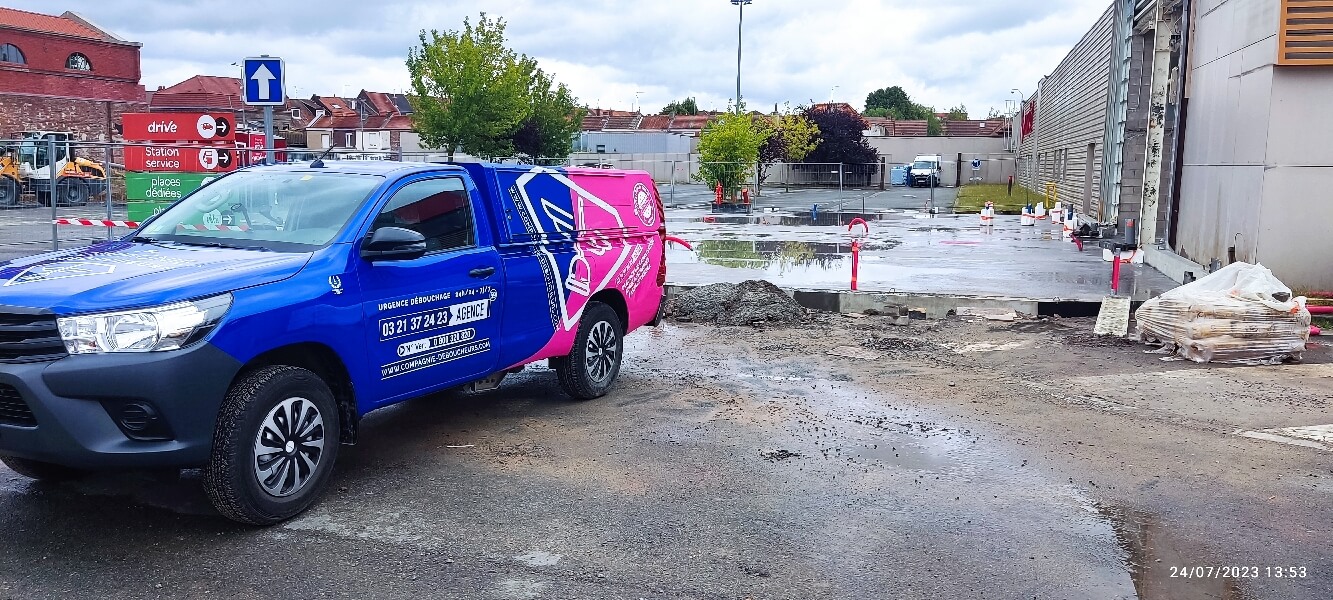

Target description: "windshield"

left=138, top=170, right=383, bottom=250
left=912, top=161, right=936, bottom=169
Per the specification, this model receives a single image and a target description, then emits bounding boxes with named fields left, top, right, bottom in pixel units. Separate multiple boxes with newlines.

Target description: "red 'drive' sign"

left=121, top=113, right=235, bottom=142
left=124, top=145, right=237, bottom=173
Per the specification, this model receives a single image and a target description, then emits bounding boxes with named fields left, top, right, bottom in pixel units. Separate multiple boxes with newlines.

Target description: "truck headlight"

left=57, top=294, right=232, bottom=354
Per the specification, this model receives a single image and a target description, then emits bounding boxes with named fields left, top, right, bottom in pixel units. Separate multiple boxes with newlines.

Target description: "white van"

left=908, top=154, right=942, bottom=188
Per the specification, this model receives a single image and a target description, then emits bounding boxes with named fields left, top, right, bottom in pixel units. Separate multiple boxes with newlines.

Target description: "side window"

left=66, top=53, right=92, bottom=71
left=0, top=44, right=24, bottom=65
left=373, top=177, right=474, bottom=252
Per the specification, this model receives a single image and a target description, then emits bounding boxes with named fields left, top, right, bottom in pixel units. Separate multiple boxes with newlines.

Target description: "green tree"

left=512, top=67, right=585, bottom=163
left=756, top=107, right=819, bottom=193
left=945, top=104, right=968, bottom=120
left=407, top=14, right=533, bottom=160
left=927, top=113, right=944, bottom=136
left=865, top=85, right=932, bottom=120
left=659, top=97, right=699, bottom=116
left=695, top=111, right=771, bottom=201
left=865, top=86, right=911, bottom=115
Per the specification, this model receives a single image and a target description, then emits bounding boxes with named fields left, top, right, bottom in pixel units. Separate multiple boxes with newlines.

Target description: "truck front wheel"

left=553, top=301, right=624, bottom=400
left=204, top=365, right=340, bottom=525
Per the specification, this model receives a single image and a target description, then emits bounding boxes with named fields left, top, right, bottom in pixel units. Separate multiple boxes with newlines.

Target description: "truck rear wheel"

left=0, top=177, right=18, bottom=208
left=0, top=455, right=86, bottom=481
left=553, top=301, right=624, bottom=400
left=56, top=178, right=88, bottom=206
left=204, top=365, right=340, bottom=525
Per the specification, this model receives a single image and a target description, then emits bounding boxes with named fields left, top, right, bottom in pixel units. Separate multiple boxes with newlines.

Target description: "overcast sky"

left=17, top=0, right=1109, bottom=118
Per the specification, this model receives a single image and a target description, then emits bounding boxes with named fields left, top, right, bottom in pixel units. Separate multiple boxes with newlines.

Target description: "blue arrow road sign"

left=242, top=57, right=285, bottom=106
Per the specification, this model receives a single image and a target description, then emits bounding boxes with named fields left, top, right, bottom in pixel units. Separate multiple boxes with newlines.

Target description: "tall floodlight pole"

left=732, top=0, right=752, bottom=113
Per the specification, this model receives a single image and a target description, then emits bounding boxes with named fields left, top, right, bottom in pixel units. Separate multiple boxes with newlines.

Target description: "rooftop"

left=0, top=7, right=130, bottom=43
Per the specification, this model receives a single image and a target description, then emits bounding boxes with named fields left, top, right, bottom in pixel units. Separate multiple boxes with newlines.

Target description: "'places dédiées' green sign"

left=124, top=172, right=214, bottom=201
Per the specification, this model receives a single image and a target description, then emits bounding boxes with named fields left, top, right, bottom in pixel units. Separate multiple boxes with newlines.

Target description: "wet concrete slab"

left=665, top=208, right=1180, bottom=302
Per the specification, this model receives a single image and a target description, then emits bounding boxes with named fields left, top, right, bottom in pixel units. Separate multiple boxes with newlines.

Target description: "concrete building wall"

left=1117, top=32, right=1153, bottom=230
left=866, top=136, right=1008, bottom=166
left=1018, top=6, right=1115, bottom=218
left=1252, top=67, right=1333, bottom=287
left=576, top=131, right=696, bottom=154
left=1174, top=0, right=1278, bottom=270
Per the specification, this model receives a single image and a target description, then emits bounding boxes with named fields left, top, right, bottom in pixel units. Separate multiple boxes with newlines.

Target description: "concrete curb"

left=664, top=283, right=1104, bottom=319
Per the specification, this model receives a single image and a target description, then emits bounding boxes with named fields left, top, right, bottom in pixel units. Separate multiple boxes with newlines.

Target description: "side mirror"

left=361, top=227, right=427, bottom=260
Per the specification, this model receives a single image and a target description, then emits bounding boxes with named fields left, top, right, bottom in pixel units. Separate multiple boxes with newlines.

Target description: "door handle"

left=469, top=266, right=496, bottom=279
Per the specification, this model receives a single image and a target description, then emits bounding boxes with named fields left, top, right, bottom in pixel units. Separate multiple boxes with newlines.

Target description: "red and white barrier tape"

left=176, top=224, right=250, bottom=231
left=52, top=218, right=140, bottom=228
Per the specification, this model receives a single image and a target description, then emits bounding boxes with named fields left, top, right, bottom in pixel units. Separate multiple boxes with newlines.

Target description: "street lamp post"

left=731, top=0, right=752, bottom=113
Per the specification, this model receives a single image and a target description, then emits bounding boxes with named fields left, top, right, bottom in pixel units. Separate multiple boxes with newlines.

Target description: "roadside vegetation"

left=406, top=13, right=583, bottom=162
left=955, top=183, right=1048, bottom=214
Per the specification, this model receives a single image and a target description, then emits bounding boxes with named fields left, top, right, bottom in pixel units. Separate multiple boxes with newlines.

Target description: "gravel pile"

left=669, top=280, right=806, bottom=326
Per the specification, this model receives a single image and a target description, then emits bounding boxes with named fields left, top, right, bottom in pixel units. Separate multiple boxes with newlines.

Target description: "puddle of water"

left=1103, top=506, right=1251, bottom=600
left=670, top=212, right=900, bottom=227
left=850, top=443, right=952, bottom=472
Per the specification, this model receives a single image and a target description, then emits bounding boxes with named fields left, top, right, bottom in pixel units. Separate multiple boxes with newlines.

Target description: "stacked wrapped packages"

left=1135, top=262, right=1311, bottom=364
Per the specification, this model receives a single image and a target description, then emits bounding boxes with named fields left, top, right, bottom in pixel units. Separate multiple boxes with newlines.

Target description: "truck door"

left=356, top=174, right=502, bottom=405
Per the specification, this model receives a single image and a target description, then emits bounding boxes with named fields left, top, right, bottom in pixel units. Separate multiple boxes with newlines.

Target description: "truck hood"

left=0, top=241, right=312, bottom=315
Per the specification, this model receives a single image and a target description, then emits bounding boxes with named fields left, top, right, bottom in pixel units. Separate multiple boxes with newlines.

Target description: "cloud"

left=14, top=0, right=1111, bottom=116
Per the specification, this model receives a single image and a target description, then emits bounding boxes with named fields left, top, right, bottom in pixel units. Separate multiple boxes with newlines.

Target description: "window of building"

left=290, top=108, right=302, bottom=119
left=0, top=44, right=25, bottom=65
left=372, top=177, right=474, bottom=252
left=345, top=133, right=355, bottom=147
left=66, top=53, right=91, bottom=71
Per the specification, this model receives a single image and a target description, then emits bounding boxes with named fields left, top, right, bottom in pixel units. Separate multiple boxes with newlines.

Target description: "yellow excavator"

left=0, top=132, right=107, bottom=208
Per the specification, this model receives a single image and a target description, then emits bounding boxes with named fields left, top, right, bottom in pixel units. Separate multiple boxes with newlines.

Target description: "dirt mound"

left=668, top=280, right=806, bottom=326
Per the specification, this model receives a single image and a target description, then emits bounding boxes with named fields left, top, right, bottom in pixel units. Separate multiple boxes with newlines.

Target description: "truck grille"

left=0, top=312, right=67, bottom=362
left=0, top=384, right=37, bottom=427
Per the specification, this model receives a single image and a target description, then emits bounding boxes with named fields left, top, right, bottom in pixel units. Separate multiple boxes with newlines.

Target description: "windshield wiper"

left=130, top=235, right=159, bottom=243
left=169, top=239, right=267, bottom=251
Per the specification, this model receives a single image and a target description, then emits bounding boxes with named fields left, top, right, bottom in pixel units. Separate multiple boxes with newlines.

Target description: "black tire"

left=203, top=365, right=340, bottom=525
left=0, top=455, right=86, bottom=481
left=56, top=178, right=88, bottom=207
left=553, top=301, right=624, bottom=400
left=0, top=177, right=18, bottom=208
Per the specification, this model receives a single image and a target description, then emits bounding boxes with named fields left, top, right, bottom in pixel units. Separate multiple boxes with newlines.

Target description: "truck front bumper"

left=0, top=342, right=241, bottom=470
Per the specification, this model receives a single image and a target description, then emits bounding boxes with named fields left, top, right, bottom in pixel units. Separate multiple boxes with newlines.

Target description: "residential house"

left=304, top=90, right=414, bottom=155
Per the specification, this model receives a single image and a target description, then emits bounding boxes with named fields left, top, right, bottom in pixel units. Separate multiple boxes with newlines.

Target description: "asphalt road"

left=0, top=203, right=130, bottom=264
left=2, top=315, right=1328, bottom=599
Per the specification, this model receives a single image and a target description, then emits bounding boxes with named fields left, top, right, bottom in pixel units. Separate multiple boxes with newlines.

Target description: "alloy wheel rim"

left=253, top=396, right=326, bottom=498
left=585, top=321, right=619, bottom=384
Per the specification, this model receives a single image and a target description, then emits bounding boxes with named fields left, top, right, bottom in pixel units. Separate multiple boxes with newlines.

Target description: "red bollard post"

left=851, top=240, right=861, bottom=291
left=1111, top=251, right=1122, bottom=295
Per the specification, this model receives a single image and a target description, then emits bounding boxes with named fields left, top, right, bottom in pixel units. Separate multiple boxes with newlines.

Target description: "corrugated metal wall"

left=1018, top=5, right=1116, bottom=220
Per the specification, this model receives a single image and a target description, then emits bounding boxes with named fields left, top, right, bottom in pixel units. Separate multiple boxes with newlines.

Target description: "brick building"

left=0, top=7, right=145, bottom=142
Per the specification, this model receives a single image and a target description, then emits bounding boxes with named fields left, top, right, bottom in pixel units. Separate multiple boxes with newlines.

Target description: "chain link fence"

left=0, top=142, right=903, bottom=260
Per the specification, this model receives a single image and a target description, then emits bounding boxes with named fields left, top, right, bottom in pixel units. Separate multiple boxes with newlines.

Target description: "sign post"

left=242, top=56, right=285, bottom=165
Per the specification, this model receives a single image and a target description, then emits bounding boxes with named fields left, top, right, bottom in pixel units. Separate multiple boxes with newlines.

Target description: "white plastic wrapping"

left=1134, top=262, right=1311, bottom=365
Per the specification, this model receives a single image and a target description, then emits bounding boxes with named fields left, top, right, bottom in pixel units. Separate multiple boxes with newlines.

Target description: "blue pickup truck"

left=0, top=160, right=667, bottom=524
